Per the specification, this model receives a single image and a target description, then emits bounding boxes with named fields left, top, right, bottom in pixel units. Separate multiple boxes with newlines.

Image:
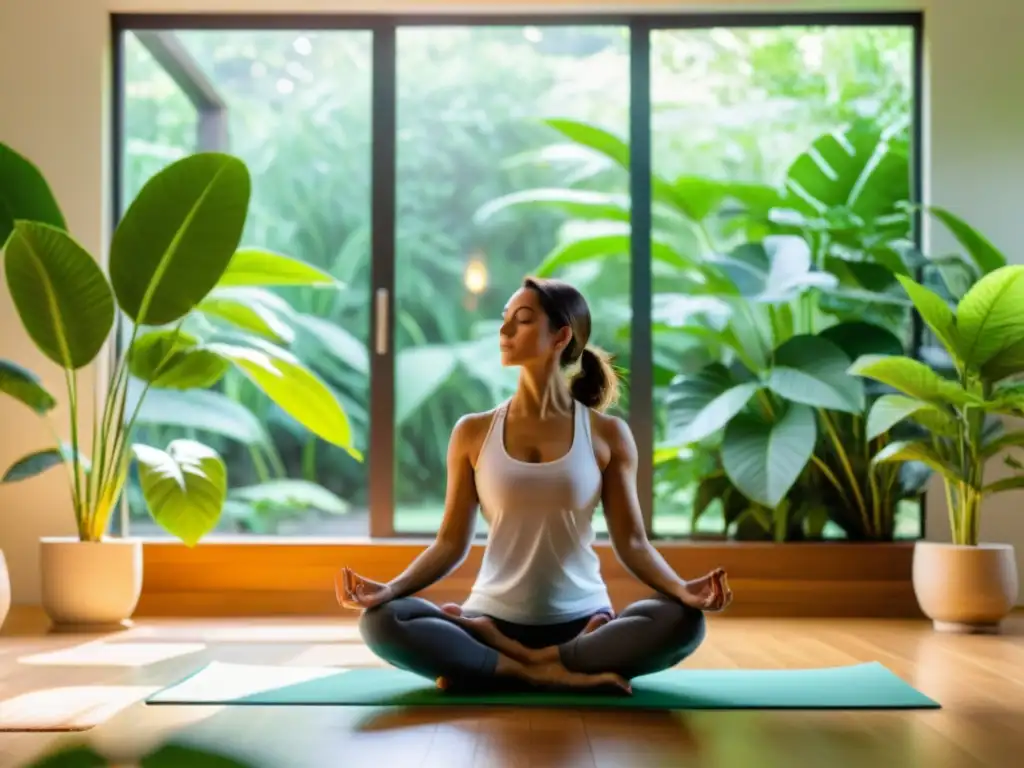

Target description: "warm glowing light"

left=465, top=256, right=488, bottom=295
left=19, top=641, right=206, bottom=667
left=0, top=685, right=155, bottom=731
left=148, top=661, right=343, bottom=704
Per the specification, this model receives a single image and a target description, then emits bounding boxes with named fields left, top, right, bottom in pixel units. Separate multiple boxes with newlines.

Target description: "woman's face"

left=499, top=287, right=570, bottom=368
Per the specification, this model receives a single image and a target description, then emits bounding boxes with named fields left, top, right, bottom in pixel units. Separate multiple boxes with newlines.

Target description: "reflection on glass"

left=394, top=26, right=631, bottom=535
left=648, top=26, right=919, bottom=541
left=121, top=30, right=372, bottom=537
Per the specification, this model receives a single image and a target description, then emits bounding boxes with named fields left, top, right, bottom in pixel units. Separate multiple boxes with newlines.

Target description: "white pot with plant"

left=850, top=265, right=1023, bottom=633
left=0, top=142, right=359, bottom=628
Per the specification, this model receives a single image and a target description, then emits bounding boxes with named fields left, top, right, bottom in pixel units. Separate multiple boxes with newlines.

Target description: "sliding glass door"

left=113, top=12, right=922, bottom=543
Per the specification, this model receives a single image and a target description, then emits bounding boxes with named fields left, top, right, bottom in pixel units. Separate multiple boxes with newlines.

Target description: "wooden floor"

left=1, top=607, right=1022, bottom=768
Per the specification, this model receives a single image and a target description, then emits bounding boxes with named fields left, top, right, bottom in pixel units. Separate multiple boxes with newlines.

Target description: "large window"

left=114, top=13, right=922, bottom=544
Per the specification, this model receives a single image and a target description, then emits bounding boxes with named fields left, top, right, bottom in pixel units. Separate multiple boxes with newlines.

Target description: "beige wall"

left=1, top=0, right=1022, bottom=604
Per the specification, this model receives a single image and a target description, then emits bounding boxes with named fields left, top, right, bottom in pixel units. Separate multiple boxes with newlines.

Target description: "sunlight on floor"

left=0, top=685, right=156, bottom=731
left=150, top=660, right=344, bottom=703
left=18, top=641, right=207, bottom=667
left=286, top=643, right=386, bottom=668
left=121, top=623, right=363, bottom=643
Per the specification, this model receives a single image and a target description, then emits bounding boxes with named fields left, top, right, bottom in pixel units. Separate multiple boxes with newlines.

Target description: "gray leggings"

left=358, top=595, right=706, bottom=685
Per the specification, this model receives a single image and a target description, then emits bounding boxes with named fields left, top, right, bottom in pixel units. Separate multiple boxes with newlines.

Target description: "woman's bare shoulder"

left=450, top=408, right=502, bottom=461
left=588, top=410, right=637, bottom=468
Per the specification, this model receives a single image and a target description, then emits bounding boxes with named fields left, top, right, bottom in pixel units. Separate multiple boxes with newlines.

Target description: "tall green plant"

left=0, top=141, right=359, bottom=545
left=851, top=266, right=1024, bottom=546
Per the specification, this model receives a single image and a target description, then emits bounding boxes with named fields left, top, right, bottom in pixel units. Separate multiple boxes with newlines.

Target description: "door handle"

left=375, top=288, right=389, bottom=355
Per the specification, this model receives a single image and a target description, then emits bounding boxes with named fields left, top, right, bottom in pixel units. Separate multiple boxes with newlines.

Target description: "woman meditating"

left=337, top=277, right=732, bottom=694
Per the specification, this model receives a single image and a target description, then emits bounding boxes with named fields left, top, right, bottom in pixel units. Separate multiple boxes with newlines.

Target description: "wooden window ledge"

left=135, top=539, right=921, bottom=619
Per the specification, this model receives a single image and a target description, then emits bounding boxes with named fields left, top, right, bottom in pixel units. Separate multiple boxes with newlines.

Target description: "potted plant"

left=849, top=268, right=1024, bottom=632
left=0, top=142, right=358, bottom=628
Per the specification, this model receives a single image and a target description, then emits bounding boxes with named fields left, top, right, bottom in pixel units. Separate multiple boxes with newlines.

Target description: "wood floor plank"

left=0, top=608, right=1021, bottom=767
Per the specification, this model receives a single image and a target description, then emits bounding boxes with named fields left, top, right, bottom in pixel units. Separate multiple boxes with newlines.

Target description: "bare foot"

left=442, top=608, right=544, bottom=665
left=523, top=661, right=632, bottom=695
left=581, top=611, right=614, bottom=635
left=679, top=568, right=733, bottom=612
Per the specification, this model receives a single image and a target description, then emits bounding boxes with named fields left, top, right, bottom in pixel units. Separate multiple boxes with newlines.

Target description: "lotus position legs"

left=357, top=571, right=726, bottom=693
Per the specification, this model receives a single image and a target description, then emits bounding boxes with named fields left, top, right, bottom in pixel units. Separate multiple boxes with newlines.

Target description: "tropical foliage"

left=0, top=141, right=358, bottom=544
left=114, top=24, right=923, bottom=537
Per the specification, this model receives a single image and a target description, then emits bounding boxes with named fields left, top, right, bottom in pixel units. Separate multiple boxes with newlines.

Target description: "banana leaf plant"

left=476, top=118, right=922, bottom=306
left=851, top=264, right=1024, bottom=547
left=0, top=141, right=360, bottom=545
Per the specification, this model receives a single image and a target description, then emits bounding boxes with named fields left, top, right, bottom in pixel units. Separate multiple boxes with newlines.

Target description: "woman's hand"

left=335, top=567, right=394, bottom=611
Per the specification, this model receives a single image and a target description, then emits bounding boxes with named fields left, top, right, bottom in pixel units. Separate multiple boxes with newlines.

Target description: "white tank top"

left=461, top=400, right=612, bottom=624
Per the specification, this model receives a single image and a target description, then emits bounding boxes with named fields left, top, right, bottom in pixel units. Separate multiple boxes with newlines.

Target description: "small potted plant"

left=0, top=141, right=357, bottom=628
left=849, top=268, right=1023, bottom=632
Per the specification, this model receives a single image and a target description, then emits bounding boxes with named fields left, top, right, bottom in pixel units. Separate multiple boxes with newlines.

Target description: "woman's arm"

left=599, top=415, right=692, bottom=601
left=385, top=413, right=484, bottom=599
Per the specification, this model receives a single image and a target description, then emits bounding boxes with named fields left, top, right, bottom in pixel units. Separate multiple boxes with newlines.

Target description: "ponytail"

left=569, top=345, right=620, bottom=413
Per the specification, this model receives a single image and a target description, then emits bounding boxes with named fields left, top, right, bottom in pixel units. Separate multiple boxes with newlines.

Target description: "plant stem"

left=943, top=479, right=958, bottom=543
left=249, top=445, right=271, bottom=483
left=63, top=367, right=86, bottom=538
left=810, top=454, right=851, bottom=508
left=819, top=409, right=870, bottom=531
left=756, top=390, right=776, bottom=420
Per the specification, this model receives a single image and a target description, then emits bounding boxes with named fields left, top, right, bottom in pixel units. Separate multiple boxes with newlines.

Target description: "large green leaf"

left=110, top=153, right=251, bottom=325
left=132, top=439, right=226, bottom=547
left=766, top=334, right=864, bottom=413
left=981, top=337, right=1024, bottom=383
left=0, top=141, right=66, bottom=245
left=722, top=403, right=817, bottom=508
left=669, top=176, right=729, bottom=222
left=0, top=358, right=56, bottom=414
left=866, top=394, right=957, bottom=440
left=981, top=429, right=1024, bottom=459
left=784, top=123, right=908, bottom=219
left=205, top=340, right=359, bottom=458
left=848, top=354, right=978, bottom=408
left=198, top=287, right=295, bottom=344
left=217, top=248, right=335, bottom=287
left=229, top=479, right=348, bottom=515
left=713, top=237, right=837, bottom=303
left=4, top=222, right=114, bottom=370
left=818, top=321, right=904, bottom=361
left=544, top=118, right=628, bottom=169
left=474, top=188, right=630, bottom=225
left=872, top=440, right=961, bottom=486
left=291, top=314, right=369, bottom=376
left=396, top=345, right=459, bottom=425
left=129, top=383, right=271, bottom=446
left=981, top=475, right=1024, bottom=496
left=1, top=444, right=82, bottom=483
left=955, top=265, right=1024, bottom=368
left=666, top=374, right=761, bottom=446
left=926, top=205, right=1006, bottom=275
left=534, top=223, right=689, bottom=276
left=894, top=274, right=962, bottom=361
left=129, top=329, right=229, bottom=390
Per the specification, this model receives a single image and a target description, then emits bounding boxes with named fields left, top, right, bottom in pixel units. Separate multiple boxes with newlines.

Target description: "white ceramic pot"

left=39, top=537, right=143, bottom=629
left=913, top=541, right=1019, bottom=633
left=0, top=550, right=11, bottom=632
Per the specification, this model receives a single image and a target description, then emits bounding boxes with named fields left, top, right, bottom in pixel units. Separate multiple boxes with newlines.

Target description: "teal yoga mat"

left=146, top=660, right=939, bottom=710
